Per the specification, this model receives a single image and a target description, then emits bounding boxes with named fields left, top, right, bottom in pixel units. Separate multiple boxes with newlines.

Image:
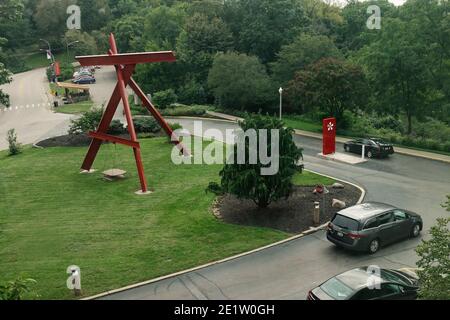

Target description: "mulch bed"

left=36, top=134, right=92, bottom=148
left=213, top=184, right=362, bottom=234
left=35, top=133, right=165, bottom=148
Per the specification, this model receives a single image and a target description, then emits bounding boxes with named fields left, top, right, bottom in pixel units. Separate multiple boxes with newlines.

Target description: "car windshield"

left=371, top=138, right=386, bottom=144
left=320, top=277, right=355, bottom=300
left=332, top=214, right=359, bottom=230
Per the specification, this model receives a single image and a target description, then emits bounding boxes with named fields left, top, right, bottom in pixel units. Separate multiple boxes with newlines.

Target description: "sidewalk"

left=206, top=111, right=450, bottom=164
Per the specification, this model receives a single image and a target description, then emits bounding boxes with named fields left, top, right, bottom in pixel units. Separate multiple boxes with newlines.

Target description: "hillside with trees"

left=1, top=0, right=449, bottom=152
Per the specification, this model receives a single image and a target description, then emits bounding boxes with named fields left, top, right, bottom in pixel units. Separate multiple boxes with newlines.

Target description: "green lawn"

left=283, top=116, right=322, bottom=133
left=22, top=52, right=74, bottom=71
left=55, top=101, right=93, bottom=114
left=0, top=138, right=335, bottom=299
left=293, top=170, right=335, bottom=186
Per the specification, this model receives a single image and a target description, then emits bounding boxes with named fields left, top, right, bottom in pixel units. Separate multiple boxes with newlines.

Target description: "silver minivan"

left=326, top=202, right=423, bottom=254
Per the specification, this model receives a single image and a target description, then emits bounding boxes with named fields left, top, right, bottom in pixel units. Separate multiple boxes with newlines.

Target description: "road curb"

left=82, top=170, right=365, bottom=300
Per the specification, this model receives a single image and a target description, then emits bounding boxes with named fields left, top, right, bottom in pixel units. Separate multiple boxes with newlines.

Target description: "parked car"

left=307, top=267, right=419, bottom=300
left=72, top=69, right=93, bottom=79
left=73, top=75, right=96, bottom=84
left=326, top=202, right=422, bottom=254
left=344, top=138, right=394, bottom=158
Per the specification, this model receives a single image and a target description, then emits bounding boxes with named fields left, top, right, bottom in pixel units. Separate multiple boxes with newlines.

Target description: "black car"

left=344, top=138, right=394, bottom=158
left=307, top=267, right=419, bottom=300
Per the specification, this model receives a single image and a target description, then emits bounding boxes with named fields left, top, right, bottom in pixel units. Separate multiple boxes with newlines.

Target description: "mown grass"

left=283, top=116, right=322, bottom=133
left=0, top=138, right=335, bottom=299
left=54, top=101, right=93, bottom=114
left=0, top=138, right=295, bottom=299
left=293, top=170, right=335, bottom=186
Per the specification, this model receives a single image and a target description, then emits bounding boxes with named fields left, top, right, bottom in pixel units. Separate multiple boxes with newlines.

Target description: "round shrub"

left=132, top=117, right=161, bottom=133
left=152, top=89, right=178, bottom=109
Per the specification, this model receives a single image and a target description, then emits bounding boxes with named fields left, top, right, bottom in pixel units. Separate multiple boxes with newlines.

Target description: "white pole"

left=362, top=145, right=365, bottom=160
left=279, top=87, right=283, bottom=120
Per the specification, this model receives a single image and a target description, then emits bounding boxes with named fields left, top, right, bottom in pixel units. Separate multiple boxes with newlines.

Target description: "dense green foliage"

left=208, top=52, right=274, bottom=111
left=0, top=277, right=37, bottom=300
left=218, top=115, right=303, bottom=208
left=416, top=216, right=450, bottom=300
left=1, top=0, right=449, bottom=151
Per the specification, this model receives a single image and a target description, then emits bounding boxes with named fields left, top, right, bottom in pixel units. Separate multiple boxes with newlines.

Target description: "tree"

left=356, top=18, right=430, bottom=134
left=33, top=0, right=73, bottom=41
left=109, top=14, right=145, bottom=52
left=75, top=0, right=111, bottom=32
left=0, top=62, right=12, bottom=107
left=400, top=0, right=450, bottom=121
left=301, top=0, right=344, bottom=37
left=0, top=0, right=21, bottom=107
left=223, top=0, right=306, bottom=63
left=208, top=52, right=275, bottom=112
left=286, top=57, right=368, bottom=125
left=336, top=0, right=397, bottom=53
left=218, top=115, right=303, bottom=208
left=271, top=33, right=342, bottom=85
left=143, top=4, right=187, bottom=49
left=444, top=195, right=450, bottom=211
left=176, top=13, right=234, bottom=83
left=6, top=129, right=21, bottom=156
left=415, top=216, right=450, bottom=300
left=64, top=30, right=98, bottom=57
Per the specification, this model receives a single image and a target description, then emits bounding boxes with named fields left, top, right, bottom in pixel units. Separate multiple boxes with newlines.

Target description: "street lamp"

left=66, top=40, right=80, bottom=63
left=278, top=87, right=283, bottom=120
left=40, top=38, right=54, bottom=63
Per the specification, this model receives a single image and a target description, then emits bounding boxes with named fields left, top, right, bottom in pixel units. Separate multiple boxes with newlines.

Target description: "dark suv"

left=326, top=202, right=423, bottom=254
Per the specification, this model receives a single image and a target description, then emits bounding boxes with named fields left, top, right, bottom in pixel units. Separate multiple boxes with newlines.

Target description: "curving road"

left=98, top=118, right=450, bottom=300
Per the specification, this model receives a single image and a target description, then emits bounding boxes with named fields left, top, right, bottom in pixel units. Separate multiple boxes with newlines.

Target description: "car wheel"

left=367, top=150, right=373, bottom=158
left=368, top=239, right=380, bottom=254
left=411, top=223, right=421, bottom=238
left=344, top=145, right=349, bottom=152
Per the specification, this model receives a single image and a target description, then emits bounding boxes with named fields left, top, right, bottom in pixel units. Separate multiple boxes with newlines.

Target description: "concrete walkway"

left=206, top=111, right=450, bottom=164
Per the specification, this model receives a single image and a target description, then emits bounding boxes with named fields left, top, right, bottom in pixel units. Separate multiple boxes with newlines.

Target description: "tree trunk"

left=256, top=197, right=270, bottom=208
left=407, top=112, right=412, bottom=135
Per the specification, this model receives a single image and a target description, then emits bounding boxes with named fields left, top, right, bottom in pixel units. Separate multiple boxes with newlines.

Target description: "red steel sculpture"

left=76, top=33, right=188, bottom=193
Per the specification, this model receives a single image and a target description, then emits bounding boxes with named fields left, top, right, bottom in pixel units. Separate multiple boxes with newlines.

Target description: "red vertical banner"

left=323, top=117, right=336, bottom=155
left=54, top=61, right=61, bottom=76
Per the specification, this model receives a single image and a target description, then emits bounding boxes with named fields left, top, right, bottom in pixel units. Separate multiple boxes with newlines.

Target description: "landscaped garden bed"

left=213, top=179, right=361, bottom=234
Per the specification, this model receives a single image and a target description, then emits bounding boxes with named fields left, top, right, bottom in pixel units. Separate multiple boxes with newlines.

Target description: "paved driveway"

left=0, top=68, right=73, bottom=150
left=98, top=118, right=450, bottom=300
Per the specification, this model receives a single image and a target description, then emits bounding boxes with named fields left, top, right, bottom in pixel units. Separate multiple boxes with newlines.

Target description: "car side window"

left=364, top=218, right=380, bottom=229
left=352, top=288, right=381, bottom=300
left=378, top=283, right=403, bottom=297
left=393, top=210, right=407, bottom=221
left=377, top=212, right=394, bottom=225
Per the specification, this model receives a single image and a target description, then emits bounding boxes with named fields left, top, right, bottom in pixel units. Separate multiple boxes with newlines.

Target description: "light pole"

left=66, top=40, right=80, bottom=63
left=40, top=38, right=54, bottom=63
left=279, top=87, right=283, bottom=120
